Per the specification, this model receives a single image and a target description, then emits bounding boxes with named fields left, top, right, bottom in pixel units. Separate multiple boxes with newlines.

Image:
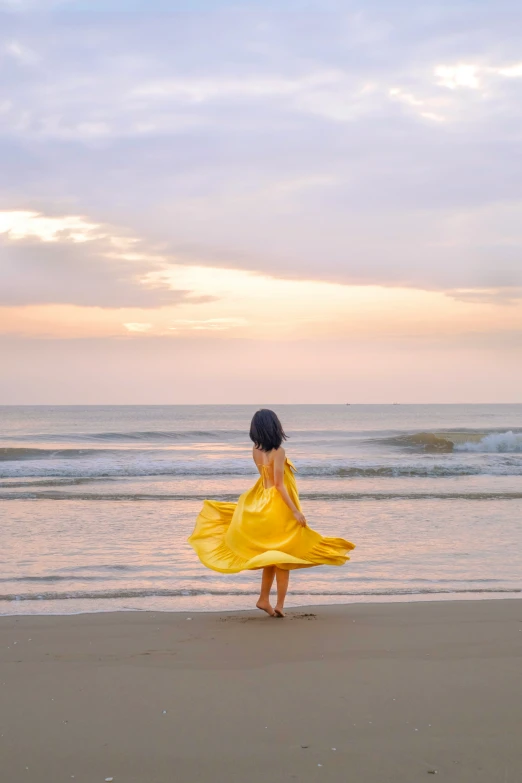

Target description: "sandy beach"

left=1, top=599, right=521, bottom=783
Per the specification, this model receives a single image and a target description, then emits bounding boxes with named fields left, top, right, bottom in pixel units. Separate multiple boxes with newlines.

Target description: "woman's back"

left=253, top=446, right=278, bottom=489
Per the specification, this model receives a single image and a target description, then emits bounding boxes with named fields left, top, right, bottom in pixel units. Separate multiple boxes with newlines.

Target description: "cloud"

left=3, top=39, right=38, bottom=64
left=495, top=63, right=522, bottom=78
left=1, top=1, right=522, bottom=296
left=131, top=71, right=343, bottom=103
left=168, top=317, right=248, bottom=332
left=0, top=210, right=203, bottom=308
left=124, top=322, right=152, bottom=332
left=435, top=64, right=480, bottom=90
left=447, top=287, right=522, bottom=305
left=0, top=210, right=103, bottom=241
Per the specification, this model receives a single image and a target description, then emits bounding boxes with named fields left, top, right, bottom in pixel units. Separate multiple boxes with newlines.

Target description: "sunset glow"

left=1, top=2, right=521, bottom=402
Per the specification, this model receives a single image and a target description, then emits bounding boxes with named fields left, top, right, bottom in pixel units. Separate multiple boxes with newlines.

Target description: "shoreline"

left=1, top=590, right=521, bottom=618
left=2, top=599, right=521, bottom=782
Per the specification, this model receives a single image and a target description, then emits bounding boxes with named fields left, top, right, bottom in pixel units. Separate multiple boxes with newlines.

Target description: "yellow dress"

left=188, top=457, right=355, bottom=573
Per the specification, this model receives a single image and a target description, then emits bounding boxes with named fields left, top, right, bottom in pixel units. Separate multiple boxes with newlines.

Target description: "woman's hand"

left=294, top=510, right=307, bottom=527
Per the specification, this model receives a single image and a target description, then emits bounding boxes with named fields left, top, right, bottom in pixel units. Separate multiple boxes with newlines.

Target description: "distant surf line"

left=2, top=491, right=522, bottom=502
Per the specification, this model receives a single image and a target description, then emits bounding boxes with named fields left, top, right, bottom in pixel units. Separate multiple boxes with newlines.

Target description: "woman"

left=188, top=409, right=355, bottom=617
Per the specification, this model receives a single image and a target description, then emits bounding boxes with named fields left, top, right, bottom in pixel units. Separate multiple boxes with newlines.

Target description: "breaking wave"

left=455, top=431, right=522, bottom=453
left=381, top=430, right=522, bottom=454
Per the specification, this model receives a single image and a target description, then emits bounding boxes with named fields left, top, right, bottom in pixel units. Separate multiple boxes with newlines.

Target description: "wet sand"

left=1, top=599, right=521, bottom=782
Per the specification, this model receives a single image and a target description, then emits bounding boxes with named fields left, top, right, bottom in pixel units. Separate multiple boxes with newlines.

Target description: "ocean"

left=1, top=404, right=521, bottom=615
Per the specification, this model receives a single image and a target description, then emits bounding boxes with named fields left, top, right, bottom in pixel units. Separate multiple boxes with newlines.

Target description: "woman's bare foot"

left=256, top=599, right=276, bottom=617
left=274, top=606, right=286, bottom=618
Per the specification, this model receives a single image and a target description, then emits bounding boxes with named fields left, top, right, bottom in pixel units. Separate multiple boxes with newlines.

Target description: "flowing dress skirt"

left=188, top=459, right=355, bottom=573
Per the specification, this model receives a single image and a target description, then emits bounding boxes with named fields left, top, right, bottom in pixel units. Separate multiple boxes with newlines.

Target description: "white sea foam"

left=455, top=431, right=522, bottom=453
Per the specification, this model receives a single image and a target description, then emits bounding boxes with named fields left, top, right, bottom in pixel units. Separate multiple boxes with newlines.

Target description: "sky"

left=1, top=0, right=521, bottom=403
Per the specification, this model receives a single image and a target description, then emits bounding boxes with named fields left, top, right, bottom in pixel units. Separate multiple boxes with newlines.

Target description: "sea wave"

left=1, top=427, right=407, bottom=444
left=4, top=429, right=522, bottom=463
left=1, top=461, right=522, bottom=480
left=1, top=586, right=520, bottom=602
left=6, top=429, right=246, bottom=443
left=8, top=425, right=522, bottom=443
left=381, top=430, right=522, bottom=453
left=0, top=447, right=118, bottom=461
left=0, top=477, right=116, bottom=488
left=455, top=431, right=522, bottom=453
left=2, top=490, right=522, bottom=502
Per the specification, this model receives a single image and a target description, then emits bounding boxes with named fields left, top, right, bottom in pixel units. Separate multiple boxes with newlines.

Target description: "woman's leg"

left=274, top=567, right=290, bottom=617
left=256, top=566, right=276, bottom=615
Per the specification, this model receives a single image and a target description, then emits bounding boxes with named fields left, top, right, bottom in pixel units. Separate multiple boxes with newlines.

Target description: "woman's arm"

left=273, top=448, right=306, bottom=526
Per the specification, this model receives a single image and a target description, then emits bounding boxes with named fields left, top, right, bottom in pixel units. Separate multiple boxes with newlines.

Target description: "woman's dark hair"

left=249, top=409, right=287, bottom=452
